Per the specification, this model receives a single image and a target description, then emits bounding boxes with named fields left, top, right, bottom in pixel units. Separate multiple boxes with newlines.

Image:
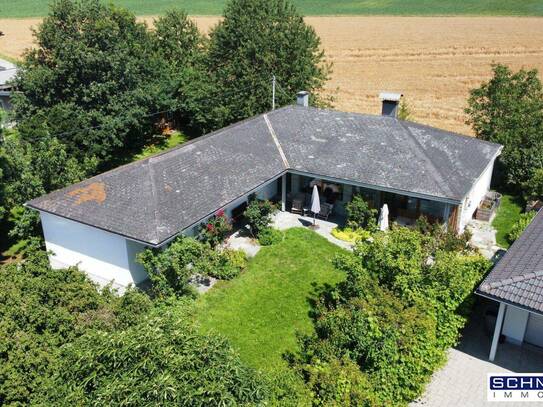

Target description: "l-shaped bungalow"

left=27, top=93, right=502, bottom=290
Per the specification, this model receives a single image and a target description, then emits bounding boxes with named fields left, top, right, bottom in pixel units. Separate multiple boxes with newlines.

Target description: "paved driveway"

left=412, top=300, right=543, bottom=407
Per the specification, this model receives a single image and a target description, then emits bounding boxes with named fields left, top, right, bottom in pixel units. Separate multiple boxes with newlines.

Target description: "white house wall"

left=459, top=158, right=495, bottom=230
left=40, top=211, right=148, bottom=290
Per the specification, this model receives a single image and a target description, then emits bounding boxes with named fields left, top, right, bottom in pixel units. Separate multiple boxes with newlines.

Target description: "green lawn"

left=2, top=0, right=543, bottom=18
left=129, top=131, right=187, bottom=161
left=194, top=228, right=344, bottom=374
left=492, top=194, right=524, bottom=248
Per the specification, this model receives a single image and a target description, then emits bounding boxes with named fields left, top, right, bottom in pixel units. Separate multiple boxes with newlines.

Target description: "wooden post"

left=489, top=302, right=506, bottom=361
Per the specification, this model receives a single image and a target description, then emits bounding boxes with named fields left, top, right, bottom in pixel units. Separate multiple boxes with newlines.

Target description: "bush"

left=0, top=249, right=151, bottom=405
left=244, top=198, right=277, bottom=237
left=137, top=237, right=246, bottom=296
left=222, top=248, right=248, bottom=271
left=295, top=225, right=490, bottom=405
left=507, top=211, right=537, bottom=244
left=331, top=227, right=371, bottom=243
left=345, top=195, right=377, bottom=230
left=522, top=168, right=543, bottom=201
left=43, top=307, right=270, bottom=406
left=258, top=227, right=284, bottom=246
left=198, top=209, right=232, bottom=247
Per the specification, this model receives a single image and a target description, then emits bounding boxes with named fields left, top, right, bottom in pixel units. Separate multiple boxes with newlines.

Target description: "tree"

left=44, top=308, right=269, bottom=406
left=12, top=0, right=175, bottom=164
left=466, top=64, right=543, bottom=191
left=206, top=0, right=330, bottom=126
left=0, top=247, right=152, bottom=405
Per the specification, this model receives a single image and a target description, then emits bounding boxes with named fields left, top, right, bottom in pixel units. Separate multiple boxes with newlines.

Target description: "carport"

left=476, top=209, right=543, bottom=361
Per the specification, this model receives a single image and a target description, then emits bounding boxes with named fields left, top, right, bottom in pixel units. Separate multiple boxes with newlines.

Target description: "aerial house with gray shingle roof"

left=27, top=93, right=502, bottom=289
left=477, top=208, right=543, bottom=361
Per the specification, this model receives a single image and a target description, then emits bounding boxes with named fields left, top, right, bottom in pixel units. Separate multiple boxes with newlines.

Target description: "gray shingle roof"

left=477, top=209, right=543, bottom=315
left=27, top=105, right=501, bottom=246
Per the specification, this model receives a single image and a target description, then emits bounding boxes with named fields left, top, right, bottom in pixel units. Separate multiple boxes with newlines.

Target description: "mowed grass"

left=492, top=194, right=524, bottom=248
left=194, top=228, right=345, bottom=374
left=2, top=0, right=543, bottom=18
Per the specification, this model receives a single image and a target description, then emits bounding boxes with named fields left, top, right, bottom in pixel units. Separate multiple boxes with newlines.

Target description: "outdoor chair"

left=291, top=198, right=304, bottom=215
left=317, top=203, right=333, bottom=220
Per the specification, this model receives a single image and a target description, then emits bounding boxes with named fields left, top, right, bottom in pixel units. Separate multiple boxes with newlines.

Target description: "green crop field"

left=1, top=0, right=543, bottom=18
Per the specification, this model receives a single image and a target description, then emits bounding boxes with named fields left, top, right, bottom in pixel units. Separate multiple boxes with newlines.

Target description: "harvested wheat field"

left=1, top=16, right=543, bottom=134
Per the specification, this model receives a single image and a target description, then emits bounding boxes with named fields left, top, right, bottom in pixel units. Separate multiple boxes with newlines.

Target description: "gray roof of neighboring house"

left=27, top=105, right=502, bottom=246
left=477, top=209, right=543, bottom=315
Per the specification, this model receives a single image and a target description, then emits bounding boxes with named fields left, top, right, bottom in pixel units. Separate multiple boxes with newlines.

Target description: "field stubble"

left=1, top=16, right=542, bottom=134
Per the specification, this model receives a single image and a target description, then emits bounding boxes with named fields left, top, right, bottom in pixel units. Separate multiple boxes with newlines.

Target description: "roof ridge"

left=263, top=113, right=289, bottom=169
left=398, top=121, right=458, bottom=198
left=480, top=269, right=543, bottom=291
left=146, top=161, right=161, bottom=245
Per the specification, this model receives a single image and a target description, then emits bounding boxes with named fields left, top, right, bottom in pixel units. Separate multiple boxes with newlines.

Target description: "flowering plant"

left=198, top=210, right=232, bottom=247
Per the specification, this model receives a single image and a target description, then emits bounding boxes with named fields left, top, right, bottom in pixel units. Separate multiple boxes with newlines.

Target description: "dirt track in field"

left=1, top=16, right=543, bottom=135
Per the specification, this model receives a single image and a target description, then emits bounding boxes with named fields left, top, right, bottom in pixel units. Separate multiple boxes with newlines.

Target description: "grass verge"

left=492, top=194, right=523, bottom=248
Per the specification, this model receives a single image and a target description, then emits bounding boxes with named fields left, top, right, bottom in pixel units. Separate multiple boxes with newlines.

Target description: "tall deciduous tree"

left=466, top=64, right=543, bottom=191
left=206, top=0, right=330, bottom=126
left=12, top=0, right=175, bottom=163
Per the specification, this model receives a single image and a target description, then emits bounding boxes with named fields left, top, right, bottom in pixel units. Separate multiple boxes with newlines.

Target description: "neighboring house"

left=26, top=92, right=502, bottom=290
left=0, top=58, right=17, bottom=111
left=477, top=208, right=543, bottom=360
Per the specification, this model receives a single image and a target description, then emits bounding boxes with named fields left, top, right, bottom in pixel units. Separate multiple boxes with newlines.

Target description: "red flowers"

left=207, top=223, right=215, bottom=231
left=216, top=209, right=225, bottom=218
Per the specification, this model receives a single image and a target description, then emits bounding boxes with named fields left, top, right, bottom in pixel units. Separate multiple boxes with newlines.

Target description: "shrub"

left=244, top=198, right=277, bottom=237
left=331, top=227, right=371, bottom=243
left=0, top=249, right=151, bottom=405
left=300, top=356, right=378, bottom=406
left=44, top=307, right=270, bottom=406
left=507, top=211, right=537, bottom=244
left=258, top=227, right=284, bottom=246
left=522, top=168, right=543, bottom=201
left=222, top=248, right=248, bottom=272
left=137, top=237, right=246, bottom=296
left=296, top=225, right=490, bottom=405
left=198, top=209, right=232, bottom=247
left=345, top=195, right=377, bottom=230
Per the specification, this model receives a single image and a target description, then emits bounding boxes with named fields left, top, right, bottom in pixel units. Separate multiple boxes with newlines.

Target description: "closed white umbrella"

left=310, top=185, right=321, bottom=226
left=378, top=204, right=389, bottom=231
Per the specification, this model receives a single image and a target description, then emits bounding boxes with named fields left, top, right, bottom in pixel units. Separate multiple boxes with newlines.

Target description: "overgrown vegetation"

left=0, top=247, right=265, bottom=406
left=293, top=225, right=489, bottom=405
left=507, top=211, right=537, bottom=244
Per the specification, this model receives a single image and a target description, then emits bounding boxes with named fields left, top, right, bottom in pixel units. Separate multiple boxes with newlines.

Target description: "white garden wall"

left=459, top=158, right=496, bottom=230
left=40, top=212, right=148, bottom=290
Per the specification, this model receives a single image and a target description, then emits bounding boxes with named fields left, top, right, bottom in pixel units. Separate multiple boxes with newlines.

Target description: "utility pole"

left=272, top=75, right=276, bottom=110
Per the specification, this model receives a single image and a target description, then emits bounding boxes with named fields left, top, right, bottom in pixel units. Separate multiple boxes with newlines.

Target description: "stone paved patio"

left=271, top=211, right=352, bottom=250
left=412, top=300, right=543, bottom=407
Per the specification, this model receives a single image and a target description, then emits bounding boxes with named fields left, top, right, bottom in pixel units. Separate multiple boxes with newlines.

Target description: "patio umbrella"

left=310, top=185, right=321, bottom=226
left=378, top=203, right=389, bottom=231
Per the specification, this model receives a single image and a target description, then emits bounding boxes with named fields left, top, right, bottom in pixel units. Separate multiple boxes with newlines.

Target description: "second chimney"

left=297, top=91, right=309, bottom=107
left=379, top=92, right=403, bottom=118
